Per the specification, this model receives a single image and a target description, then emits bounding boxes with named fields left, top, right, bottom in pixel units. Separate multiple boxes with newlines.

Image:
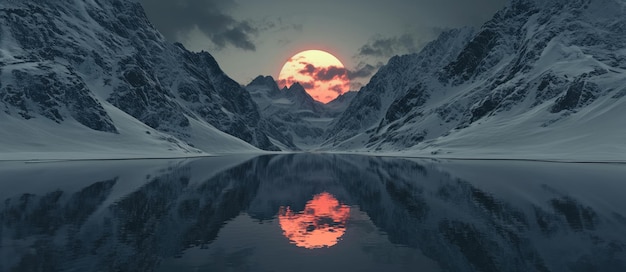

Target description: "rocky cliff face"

left=325, top=0, right=626, bottom=158
left=0, top=0, right=279, bottom=155
left=246, top=76, right=356, bottom=150
left=2, top=0, right=624, bottom=159
left=323, top=27, right=476, bottom=148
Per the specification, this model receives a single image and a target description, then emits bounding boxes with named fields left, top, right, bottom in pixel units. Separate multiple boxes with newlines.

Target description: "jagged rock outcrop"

left=0, top=0, right=279, bottom=156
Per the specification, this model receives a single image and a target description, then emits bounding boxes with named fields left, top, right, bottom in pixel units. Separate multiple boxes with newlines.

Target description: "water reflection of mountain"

left=1, top=155, right=625, bottom=271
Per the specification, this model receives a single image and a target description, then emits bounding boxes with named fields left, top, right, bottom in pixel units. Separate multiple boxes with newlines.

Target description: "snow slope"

left=246, top=76, right=356, bottom=150
left=324, top=0, right=626, bottom=161
left=2, top=0, right=624, bottom=161
left=0, top=0, right=276, bottom=160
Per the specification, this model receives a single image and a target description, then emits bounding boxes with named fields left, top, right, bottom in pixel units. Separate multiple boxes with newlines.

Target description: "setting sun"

left=278, top=192, right=350, bottom=249
left=277, top=50, right=351, bottom=103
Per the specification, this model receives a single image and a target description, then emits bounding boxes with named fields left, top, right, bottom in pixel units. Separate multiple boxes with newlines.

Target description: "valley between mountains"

left=1, top=0, right=625, bottom=161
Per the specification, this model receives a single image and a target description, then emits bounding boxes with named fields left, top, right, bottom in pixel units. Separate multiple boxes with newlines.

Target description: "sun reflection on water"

left=278, top=192, right=350, bottom=249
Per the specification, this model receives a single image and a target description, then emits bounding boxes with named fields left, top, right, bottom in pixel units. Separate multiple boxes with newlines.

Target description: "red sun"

left=277, top=50, right=351, bottom=104
left=278, top=192, right=350, bottom=249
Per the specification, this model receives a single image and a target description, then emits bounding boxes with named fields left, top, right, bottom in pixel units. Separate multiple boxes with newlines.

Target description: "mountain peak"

left=324, top=0, right=626, bottom=157
left=285, top=82, right=317, bottom=103
left=248, top=75, right=277, bottom=87
left=329, top=91, right=357, bottom=103
left=287, top=82, right=306, bottom=91
left=0, top=0, right=281, bottom=153
left=246, top=75, right=281, bottom=97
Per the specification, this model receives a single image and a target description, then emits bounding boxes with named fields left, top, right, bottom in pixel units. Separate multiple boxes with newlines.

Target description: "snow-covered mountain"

left=3, top=0, right=624, bottom=160
left=0, top=0, right=279, bottom=160
left=246, top=76, right=356, bottom=150
left=325, top=0, right=626, bottom=160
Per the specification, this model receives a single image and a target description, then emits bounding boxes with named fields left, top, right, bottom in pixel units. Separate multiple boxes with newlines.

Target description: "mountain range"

left=324, top=0, right=626, bottom=160
left=1, top=0, right=277, bottom=160
left=245, top=76, right=355, bottom=150
left=1, top=0, right=625, bottom=160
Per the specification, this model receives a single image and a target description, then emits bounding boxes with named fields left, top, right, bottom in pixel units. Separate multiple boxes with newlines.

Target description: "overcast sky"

left=139, top=0, right=507, bottom=89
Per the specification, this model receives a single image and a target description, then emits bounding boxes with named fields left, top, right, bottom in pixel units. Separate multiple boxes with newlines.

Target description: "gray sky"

left=139, top=0, right=507, bottom=89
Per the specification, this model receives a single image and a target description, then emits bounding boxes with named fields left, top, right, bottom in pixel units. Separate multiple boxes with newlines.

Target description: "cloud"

left=298, top=63, right=348, bottom=82
left=350, top=82, right=364, bottom=90
left=292, top=61, right=386, bottom=91
left=300, top=81, right=316, bottom=90
left=348, top=62, right=383, bottom=79
left=347, top=64, right=375, bottom=78
left=298, top=62, right=380, bottom=82
left=350, top=31, right=437, bottom=89
left=207, top=21, right=257, bottom=50
left=356, top=34, right=418, bottom=58
left=316, top=66, right=348, bottom=81
left=276, top=78, right=289, bottom=88
left=329, top=85, right=345, bottom=95
left=139, top=0, right=258, bottom=51
left=299, top=64, right=316, bottom=75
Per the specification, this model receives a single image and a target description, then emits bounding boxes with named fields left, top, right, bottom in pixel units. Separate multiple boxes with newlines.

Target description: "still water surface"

left=1, top=154, right=625, bottom=271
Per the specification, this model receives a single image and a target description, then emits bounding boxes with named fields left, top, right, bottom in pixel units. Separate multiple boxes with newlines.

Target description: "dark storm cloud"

left=298, top=62, right=380, bottom=82
left=348, top=62, right=383, bottom=79
left=299, top=63, right=347, bottom=82
left=300, top=81, right=316, bottom=90
left=357, top=34, right=418, bottom=58
left=139, top=0, right=258, bottom=50
left=346, top=62, right=383, bottom=89
left=209, top=21, right=257, bottom=50
left=299, top=64, right=316, bottom=75
left=316, top=66, right=348, bottom=81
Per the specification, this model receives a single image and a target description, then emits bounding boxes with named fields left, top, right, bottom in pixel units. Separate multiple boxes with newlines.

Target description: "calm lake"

left=1, top=154, right=625, bottom=272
